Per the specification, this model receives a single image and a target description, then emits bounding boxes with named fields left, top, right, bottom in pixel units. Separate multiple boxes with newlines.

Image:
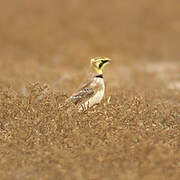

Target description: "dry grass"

left=0, top=81, right=179, bottom=180
left=0, top=0, right=180, bottom=180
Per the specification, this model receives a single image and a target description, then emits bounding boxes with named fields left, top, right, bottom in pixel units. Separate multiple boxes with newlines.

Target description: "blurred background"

left=0, top=0, right=180, bottom=91
left=0, top=1, right=180, bottom=179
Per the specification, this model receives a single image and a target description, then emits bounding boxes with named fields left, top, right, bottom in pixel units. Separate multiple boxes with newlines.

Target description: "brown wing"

left=66, top=80, right=95, bottom=105
left=69, top=87, right=94, bottom=104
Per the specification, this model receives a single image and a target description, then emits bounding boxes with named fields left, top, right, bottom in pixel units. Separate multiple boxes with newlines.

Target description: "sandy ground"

left=0, top=1, right=180, bottom=180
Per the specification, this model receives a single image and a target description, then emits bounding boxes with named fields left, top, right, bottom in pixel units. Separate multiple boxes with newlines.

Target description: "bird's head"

left=91, top=57, right=111, bottom=74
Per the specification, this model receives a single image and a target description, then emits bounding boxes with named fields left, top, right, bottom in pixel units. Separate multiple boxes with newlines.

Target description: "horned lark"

left=66, top=57, right=111, bottom=110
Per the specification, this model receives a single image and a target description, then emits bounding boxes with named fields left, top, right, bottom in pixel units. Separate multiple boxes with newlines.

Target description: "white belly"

left=84, top=89, right=104, bottom=108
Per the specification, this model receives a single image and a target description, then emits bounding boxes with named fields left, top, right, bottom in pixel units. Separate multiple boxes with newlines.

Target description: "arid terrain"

left=0, top=1, right=180, bottom=180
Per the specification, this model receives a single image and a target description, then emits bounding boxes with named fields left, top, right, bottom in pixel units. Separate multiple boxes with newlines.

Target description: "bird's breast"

left=83, top=77, right=105, bottom=109
left=92, top=77, right=105, bottom=90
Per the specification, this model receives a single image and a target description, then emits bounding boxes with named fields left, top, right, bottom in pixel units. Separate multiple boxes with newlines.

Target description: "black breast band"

left=95, top=74, right=103, bottom=78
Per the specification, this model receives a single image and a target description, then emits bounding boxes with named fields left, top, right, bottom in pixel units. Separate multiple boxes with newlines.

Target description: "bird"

left=65, top=56, right=111, bottom=111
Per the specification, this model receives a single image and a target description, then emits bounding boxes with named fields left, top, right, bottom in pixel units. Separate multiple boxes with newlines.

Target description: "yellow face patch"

left=91, top=57, right=111, bottom=74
